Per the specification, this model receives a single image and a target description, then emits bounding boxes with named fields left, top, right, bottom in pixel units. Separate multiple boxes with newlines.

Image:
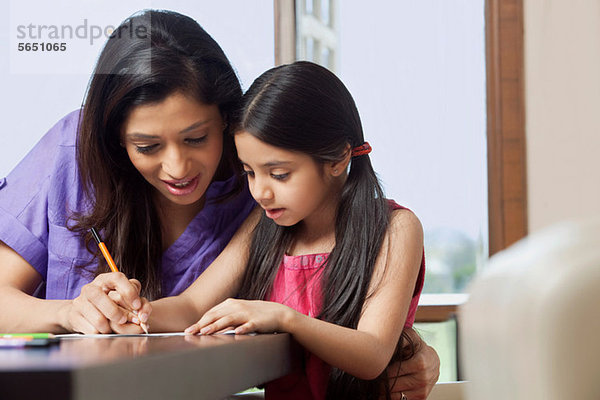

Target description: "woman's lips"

left=162, top=175, right=200, bottom=196
left=265, top=208, right=285, bottom=220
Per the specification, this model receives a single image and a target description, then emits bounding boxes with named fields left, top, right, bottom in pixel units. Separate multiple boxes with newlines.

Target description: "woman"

left=0, top=10, right=439, bottom=398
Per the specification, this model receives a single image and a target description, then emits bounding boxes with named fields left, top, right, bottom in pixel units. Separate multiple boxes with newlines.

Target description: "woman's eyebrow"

left=125, top=120, right=214, bottom=139
left=179, top=120, right=213, bottom=134
left=125, top=132, right=159, bottom=139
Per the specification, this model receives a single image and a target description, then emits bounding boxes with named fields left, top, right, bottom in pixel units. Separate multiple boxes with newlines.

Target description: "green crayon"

left=0, top=333, right=55, bottom=339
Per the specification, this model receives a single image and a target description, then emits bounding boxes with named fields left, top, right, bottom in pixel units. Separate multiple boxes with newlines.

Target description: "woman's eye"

left=135, top=144, right=159, bottom=154
left=271, top=173, right=289, bottom=181
left=186, top=136, right=207, bottom=145
left=242, top=170, right=255, bottom=178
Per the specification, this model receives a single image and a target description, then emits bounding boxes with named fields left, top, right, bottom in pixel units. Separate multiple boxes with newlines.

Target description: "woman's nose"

left=162, top=146, right=191, bottom=179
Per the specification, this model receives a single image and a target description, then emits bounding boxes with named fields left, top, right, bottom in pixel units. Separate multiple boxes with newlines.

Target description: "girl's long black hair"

left=69, top=10, right=243, bottom=299
left=235, top=61, right=416, bottom=399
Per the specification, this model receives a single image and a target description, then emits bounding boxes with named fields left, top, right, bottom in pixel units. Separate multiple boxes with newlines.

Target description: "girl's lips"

left=163, top=175, right=200, bottom=196
left=265, top=208, right=285, bottom=220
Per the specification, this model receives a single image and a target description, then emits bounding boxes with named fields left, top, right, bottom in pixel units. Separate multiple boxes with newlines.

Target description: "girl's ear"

left=329, top=144, right=352, bottom=177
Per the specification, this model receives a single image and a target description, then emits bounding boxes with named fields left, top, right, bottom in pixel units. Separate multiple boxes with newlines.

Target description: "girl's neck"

left=287, top=231, right=336, bottom=256
left=154, top=193, right=206, bottom=250
left=288, top=186, right=340, bottom=256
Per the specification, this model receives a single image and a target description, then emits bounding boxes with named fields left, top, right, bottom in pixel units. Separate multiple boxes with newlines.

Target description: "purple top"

left=0, top=110, right=256, bottom=299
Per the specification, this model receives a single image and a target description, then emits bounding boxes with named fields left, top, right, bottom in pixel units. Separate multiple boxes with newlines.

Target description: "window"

left=295, top=0, right=338, bottom=71
left=292, top=1, right=488, bottom=296
left=276, top=0, right=528, bottom=381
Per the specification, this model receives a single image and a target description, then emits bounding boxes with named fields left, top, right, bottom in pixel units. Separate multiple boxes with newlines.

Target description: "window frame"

left=486, top=0, right=528, bottom=257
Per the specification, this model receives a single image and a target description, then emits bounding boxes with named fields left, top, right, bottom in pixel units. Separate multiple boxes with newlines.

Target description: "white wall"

left=0, top=0, right=274, bottom=177
left=524, top=1, right=600, bottom=233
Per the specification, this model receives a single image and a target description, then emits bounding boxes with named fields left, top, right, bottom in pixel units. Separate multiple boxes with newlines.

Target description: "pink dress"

left=264, top=202, right=425, bottom=400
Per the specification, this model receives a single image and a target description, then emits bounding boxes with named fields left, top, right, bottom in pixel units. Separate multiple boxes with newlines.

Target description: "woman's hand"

left=184, top=298, right=292, bottom=335
left=386, top=330, right=440, bottom=400
left=107, top=286, right=152, bottom=334
left=63, top=272, right=151, bottom=334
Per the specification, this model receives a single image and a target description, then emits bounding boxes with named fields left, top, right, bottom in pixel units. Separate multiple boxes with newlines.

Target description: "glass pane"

left=305, top=36, right=315, bottom=62
left=321, top=0, right=331, bottom=26
left=305, top=0, right=314, bottom=15
left=414, top=319, right=458, bottom=382
left=321, top=46, right=331, bottom=69
left=336, top=1, right=487, bottom=294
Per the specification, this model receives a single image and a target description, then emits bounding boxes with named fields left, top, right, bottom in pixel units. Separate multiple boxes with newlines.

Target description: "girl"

left=149, top=61, right=425, bottom=400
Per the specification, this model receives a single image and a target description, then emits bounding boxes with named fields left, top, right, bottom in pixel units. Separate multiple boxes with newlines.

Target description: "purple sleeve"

left=0, top=111, right=81, bottom=280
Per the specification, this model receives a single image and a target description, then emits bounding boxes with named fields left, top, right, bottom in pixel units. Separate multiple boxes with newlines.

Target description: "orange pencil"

left=90, top=227, right=118, bottom=272
left=90, top=227, right=149, bottom=334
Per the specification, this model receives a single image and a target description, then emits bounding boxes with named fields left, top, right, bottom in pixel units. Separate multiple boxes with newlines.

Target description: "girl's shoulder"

left=385, top=199, right=423, bottom=240
left=386, top=199, right=411, bottom=213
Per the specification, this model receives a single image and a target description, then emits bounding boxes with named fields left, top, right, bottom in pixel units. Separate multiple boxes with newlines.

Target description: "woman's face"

left=121, top=92, right=224, bottom=213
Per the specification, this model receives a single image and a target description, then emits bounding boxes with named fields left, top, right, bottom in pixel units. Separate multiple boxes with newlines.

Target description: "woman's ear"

left=329, top=144, right=352, bottom=177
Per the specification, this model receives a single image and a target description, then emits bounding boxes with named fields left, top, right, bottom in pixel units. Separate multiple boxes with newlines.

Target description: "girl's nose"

left=252, top=177, right=274, bottom=203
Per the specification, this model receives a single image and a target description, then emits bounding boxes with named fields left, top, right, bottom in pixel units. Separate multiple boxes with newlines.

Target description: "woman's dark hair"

left=70, top=10, right=243, bottom=300
left=235, top=61, right=416, bottom=399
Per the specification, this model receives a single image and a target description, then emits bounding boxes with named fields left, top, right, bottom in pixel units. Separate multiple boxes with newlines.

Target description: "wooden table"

left=0, top=333, right=292, bottom=400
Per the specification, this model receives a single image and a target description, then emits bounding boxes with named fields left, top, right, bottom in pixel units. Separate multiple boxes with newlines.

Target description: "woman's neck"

left=155, top=193, right=206, bottom=250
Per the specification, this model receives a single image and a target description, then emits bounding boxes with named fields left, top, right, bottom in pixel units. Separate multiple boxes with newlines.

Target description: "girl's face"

left=121, top=92, right=224, bottom=213
left=235, top=131, right=344, bottom=229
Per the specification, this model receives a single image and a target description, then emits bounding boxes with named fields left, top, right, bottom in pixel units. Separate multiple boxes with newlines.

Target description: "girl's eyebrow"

left=125, top=119, right=213, bottom=139
left=263, top=161, right=292, bottom=168
left=240, top=160, right=293, bottom=168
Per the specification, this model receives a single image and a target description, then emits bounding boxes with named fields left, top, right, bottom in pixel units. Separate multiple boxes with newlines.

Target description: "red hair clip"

left=351, top=142, right=372, bottom=157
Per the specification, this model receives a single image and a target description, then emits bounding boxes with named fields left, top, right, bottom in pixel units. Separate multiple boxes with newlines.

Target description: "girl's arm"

left=146, top=207, right=262, bottom=332
left=188, top=209, right=424, bottom=380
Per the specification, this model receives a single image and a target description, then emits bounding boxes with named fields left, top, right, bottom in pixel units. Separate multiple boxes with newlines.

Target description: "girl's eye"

left=186, top=136, right=207, bottom=145
left=242, top=170, right=255, bottom=178
left=135, top=144, right=159, bottom=154
left=271, top=173, right=289, bottom=181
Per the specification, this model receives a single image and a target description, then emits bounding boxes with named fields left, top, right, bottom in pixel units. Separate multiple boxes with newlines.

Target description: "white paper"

left=55, top=330, right=237, bottom=339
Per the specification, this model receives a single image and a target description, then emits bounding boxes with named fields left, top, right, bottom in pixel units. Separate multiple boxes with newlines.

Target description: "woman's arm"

left=0, top=241, right=146, bottom=333
left=188, top=209, right=424, bottom=380
left=0, top=204, right=260, bottom=334
left=0, top=111, right=150, bottom=333
left=147, top=207, right=262, bottom=332
left=387, top=331, right=441, bottom=400
left=0, top=241, right=68, bottom=332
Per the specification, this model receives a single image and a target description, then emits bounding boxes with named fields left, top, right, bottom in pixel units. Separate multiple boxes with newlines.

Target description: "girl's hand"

left=64, top=272, right=149, bottom=334
left=184, top=298, right=293, bottom=335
